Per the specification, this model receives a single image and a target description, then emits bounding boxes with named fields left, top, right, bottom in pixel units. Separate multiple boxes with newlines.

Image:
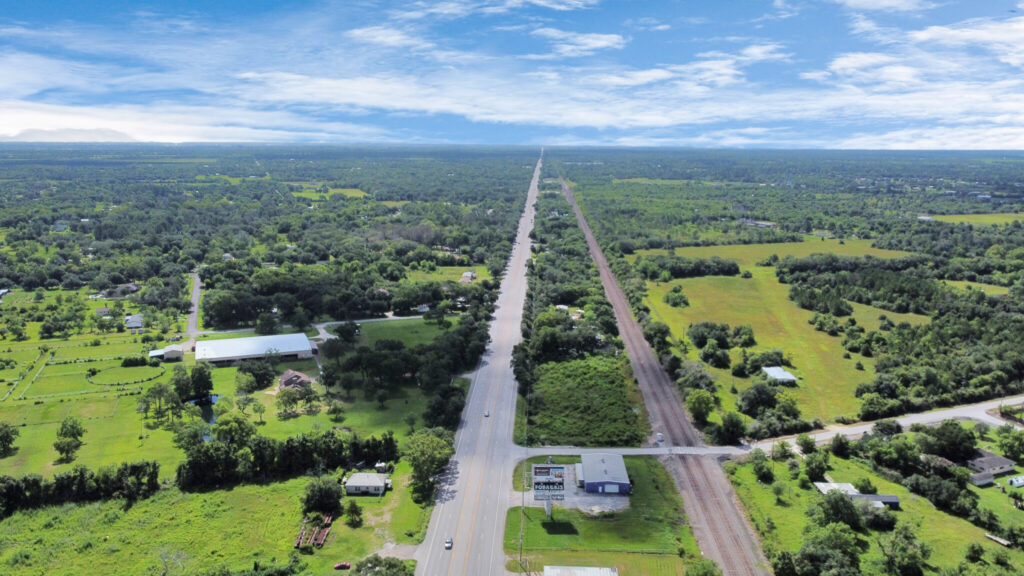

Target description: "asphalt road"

left=414, top=153, right=541, bottom=576
left=562, top=178, right=769, bottom=576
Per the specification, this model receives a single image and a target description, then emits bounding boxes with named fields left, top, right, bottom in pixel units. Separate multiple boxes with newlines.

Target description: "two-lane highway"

left=415, top=153, right=541, bottom=576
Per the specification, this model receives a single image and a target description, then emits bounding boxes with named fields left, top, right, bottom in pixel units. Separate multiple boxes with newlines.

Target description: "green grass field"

left=628, top=237, right=909, bottom=268
left=0, top=462, right=426, bottom=576
left=933, top=213, right=1024, bottom=225
left=405, top=265, right=491, bottom=283
left=730, top=455, right=1024, bottom=571
left=352, top=317, right=449, bottom=350
left=645, top=267, right=927, bottom=422
left=638, top=239, right=925, bottom=423
left=504, top=457, right=698, bottom=575
left=943, top=280, right=1011, bottom=295
left=292, top=187, right=367, bottom=199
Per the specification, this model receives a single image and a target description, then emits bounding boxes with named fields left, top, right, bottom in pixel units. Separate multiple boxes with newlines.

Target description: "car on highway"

left=484, top=410, right=489, bottom=417
left=333, top=561, right=351, bottom=570
left=444, top=537, right=454, bottom=550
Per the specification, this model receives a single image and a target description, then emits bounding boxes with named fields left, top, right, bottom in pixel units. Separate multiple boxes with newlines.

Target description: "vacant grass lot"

left=645, top=268, right=927, bottom=422
left=504, top=457, right=697, bottom=575
left=292, top=187, right=367, bottom=199
left=637, top=239, right=925, bottom=423
left=729, top=455, right=1024, bottom=571
left=934, top=213, right=1024, bottom=225
left=351, top=317, right=449, bottom=350
left=520, top=356, right=646, bottom=447
left=944, top=280, right=1011, bottom=295
left=405, top=265, right=491, bottom=283
left=0, top=462, right=426, bottom=576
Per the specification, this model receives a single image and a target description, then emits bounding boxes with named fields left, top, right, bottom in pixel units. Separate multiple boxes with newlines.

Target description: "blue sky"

left=2, top=0, right=1024, bottom=147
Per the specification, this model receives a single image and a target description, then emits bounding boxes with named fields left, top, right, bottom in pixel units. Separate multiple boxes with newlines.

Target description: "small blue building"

left=575, top=453, right=631, bottom=494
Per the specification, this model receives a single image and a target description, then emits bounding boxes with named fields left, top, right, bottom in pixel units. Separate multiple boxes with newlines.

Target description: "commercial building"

left=195, top=333, right=313, bottom=366
left=575, top=453, right=630, bottom=494
left=543, top=567, right=618, bottom=576
left=813, top=482, right=900, bottom=509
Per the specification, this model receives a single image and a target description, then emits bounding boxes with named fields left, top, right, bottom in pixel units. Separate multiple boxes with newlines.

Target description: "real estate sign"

left=532, top=465, right=565, bottom=501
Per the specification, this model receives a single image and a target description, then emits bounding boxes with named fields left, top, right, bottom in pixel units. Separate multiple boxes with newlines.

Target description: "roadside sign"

left=534, top=493, right=565, bottom=501
left=532, top=464, right=565, bottom=504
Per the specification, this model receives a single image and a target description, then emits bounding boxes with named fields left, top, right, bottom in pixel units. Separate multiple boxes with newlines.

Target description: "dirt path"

left=561, top=178, right=769, bottom=576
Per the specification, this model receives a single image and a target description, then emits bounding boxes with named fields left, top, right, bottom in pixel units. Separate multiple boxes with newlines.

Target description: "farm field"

left=0, top=462, right=427, bottom=576
left=645, top=263, right=928, bottom=423
left=934, top=213, right=1024, bottom=225
left=729, top=455, right=1024, bottom=571
left=504, top=457, right=698, bottom=575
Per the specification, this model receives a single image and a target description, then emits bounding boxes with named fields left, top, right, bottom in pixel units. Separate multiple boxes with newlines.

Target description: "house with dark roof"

left=278, top=369, right=313, bottom=391
left=968, top=449, right=1017, bottom=486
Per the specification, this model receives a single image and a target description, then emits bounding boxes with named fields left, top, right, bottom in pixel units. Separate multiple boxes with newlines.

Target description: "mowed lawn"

left=504, top=457, right=698, bottom=575
left=640, top=239, right=926, bottom=422
left=405, top=265, right=491, bottom=283
left=0, top=463, right=427, bottom=576
left=729, top=456, right=1024, bottom=571
left=934, top=212, right=1024, bottom=225
left=354, top=317, right=449, bottom=349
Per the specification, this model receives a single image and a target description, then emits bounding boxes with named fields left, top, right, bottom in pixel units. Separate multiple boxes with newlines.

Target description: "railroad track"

left=562, top=178, right=769, bottom=575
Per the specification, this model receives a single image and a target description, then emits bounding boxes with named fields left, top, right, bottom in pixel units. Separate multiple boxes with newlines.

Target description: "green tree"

left=213, top=412, right=256, bottom=448
left=685, top=389, right=715, bottom=426
left=276, top=388, right=300, bottom=415
left=811, top=490, right=863, bottom=531
left=190, top=362, right=214, bottom=399
left=405, top=427, right=454, bottom=496
left=253, top=402, right=266, bottom=423
left=54, top=416, right=86, bottom=462
left=714, top=412, right=746, bottom=445
left=302, top=477, right=343, bottom=516
left=877, top=522, right=931, bottom=576
left=796, top=433, right=816, bottom=455
left=686, top=558, right=723, bottom=576
left=0, top=421, right=20, bottom=455
left=345, top=498, right=364, bottom=528
left=352, top=554, right=413, bottom=576
left=170, top=364, right=192, bottom=400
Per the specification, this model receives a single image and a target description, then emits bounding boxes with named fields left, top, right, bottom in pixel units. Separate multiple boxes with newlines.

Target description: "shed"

left=1008, top=476, right=1024, bottom=488
left=543, top=568, right=618, bottom=576
left=762, top=366, right=797, bottom=384
left=459, top=270, right=476, bottom=283
left=344, top=473, right=390, bottom=496
left=851, top=494, right=901, bottom=509
left=576, top=453, right=630, bottom=494
left=148, top=345, right=183, bottom=362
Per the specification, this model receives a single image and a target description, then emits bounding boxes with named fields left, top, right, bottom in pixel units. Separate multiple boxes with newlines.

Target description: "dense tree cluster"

left=175, top=429, right=398, bottom=490
left=0, top=461, right=160, bottom=519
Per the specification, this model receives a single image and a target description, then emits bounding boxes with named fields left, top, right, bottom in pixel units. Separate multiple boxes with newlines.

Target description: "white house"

left=344, top=473, right=390, bottom=496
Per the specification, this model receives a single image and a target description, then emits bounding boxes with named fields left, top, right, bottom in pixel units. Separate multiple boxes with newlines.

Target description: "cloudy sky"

left=2, top=0, right=1024, bottom=147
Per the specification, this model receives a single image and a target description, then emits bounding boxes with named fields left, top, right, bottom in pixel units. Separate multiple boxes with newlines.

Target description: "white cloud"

left=345, top=26, right=435, bottom=50
left=829, top=0, right=936, bottom=11
left=911, top=17, right=1024, bottom=67
left=586, top=68, right=675, bottom=86
left=837, top=125, right=1024, bottom=149
left=526, top=27, right=626, bottom=58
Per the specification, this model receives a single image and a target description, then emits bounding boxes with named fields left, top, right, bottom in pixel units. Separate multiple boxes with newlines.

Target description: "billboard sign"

left=532, top=465, right=565, bottom=495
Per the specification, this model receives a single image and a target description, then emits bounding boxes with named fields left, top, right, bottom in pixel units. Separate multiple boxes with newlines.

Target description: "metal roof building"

left=544, top=568, right=618, bottom=576
left=576, top=453, right=630, bottom=494
left=195, top=333, right=313, bottom=365
left=762, top=366, right=797, bottom=384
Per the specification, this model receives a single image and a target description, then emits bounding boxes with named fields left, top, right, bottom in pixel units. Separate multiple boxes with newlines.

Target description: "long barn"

left=195, top=333, right=313, bottom=366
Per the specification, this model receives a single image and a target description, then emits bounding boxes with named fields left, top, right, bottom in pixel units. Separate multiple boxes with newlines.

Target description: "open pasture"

left=645, top=266, right=927, bottom=423
left=291, top=186, right=367, bottom=199
left=0, top=463, right=427, bottom=576
left=934, top=212, right=1024, bottom=225
left=629, top=237, right=909, bottom=268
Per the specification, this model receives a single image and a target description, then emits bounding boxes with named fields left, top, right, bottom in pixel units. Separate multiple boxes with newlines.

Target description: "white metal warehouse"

left=195, top=333, right=313, bottom=366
